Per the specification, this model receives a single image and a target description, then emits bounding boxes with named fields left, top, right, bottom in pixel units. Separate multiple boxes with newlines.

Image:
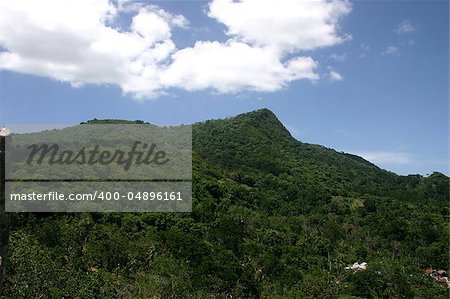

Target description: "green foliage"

left=1, top=109, right=449, bottom=298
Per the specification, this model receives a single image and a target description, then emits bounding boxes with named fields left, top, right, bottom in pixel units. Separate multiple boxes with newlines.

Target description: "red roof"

left=425, top=268, right=435, bottom=274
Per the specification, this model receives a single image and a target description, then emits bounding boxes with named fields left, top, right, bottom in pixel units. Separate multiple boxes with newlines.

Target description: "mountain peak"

left=194, top=108, right=292, bottom=143
left=193, top=108, right=394, bottom=181
left=234, top=108, right=278, bottom=122
left=242, top=108, right=276, bottom=117
left=228, top=108, right=293, bottom=140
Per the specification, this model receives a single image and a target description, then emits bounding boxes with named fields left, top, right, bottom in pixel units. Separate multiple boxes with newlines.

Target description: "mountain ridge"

left=80, top=108, right=440, bottom=178
left=191, top=109, right=450, bottom=203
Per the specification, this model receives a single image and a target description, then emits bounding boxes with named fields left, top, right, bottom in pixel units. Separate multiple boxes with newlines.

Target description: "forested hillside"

left=1, top=109, right=449, bottom=298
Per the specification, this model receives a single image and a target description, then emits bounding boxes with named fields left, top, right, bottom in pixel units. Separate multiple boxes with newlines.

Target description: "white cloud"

left=162, top=41, right=318, bottom=92
left=0, top=0, right=351, bottom=98
left=0, top=0, right=185, bottom=97
left=329, top=70, right=343, bottom=81
left=356, top=151, right=411, bottom=165
left=382, top=45, right=400, bottom=56
left=394, top=19, right=415, bottom=34
left=208, top=0, right=352, bottom=53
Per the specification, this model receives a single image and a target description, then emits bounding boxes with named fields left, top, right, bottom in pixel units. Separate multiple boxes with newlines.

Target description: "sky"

left=0, top=0, right=448, bottom=176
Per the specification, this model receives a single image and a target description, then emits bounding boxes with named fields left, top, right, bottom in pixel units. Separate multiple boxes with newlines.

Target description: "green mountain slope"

left=194, top=108, right=448, bottom=203
left=1, top=109, right=449, bottom=298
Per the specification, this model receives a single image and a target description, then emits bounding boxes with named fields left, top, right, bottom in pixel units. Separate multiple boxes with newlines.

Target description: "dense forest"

left=1, top=109, right=449, bottom=298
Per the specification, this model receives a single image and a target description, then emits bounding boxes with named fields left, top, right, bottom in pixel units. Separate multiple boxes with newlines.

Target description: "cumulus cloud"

left=357, top=151, right=411, bottom=165
left=0, top=0, right=351, bottom=98
left=208, top=0, right=352, bottom=53
left=394, top=19, right=415, bottom=34
left=163, top=41, right=319, bottom=93
left=0, top=0, right=186, bottom=97
left=329, top=70, right=343, bottom=81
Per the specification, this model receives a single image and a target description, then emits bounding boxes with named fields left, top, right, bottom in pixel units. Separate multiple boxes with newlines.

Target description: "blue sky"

left=0, top=0, right=448, bottom=176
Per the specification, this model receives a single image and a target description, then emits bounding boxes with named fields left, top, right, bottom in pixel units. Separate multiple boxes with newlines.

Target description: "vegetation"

left=1, top=109, right=448, bottom=298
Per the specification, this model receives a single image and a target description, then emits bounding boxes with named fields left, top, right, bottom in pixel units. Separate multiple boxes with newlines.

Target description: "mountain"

left=1, top=109, right=449, bottom=298
left=194, top=109, right=448, bottom=203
